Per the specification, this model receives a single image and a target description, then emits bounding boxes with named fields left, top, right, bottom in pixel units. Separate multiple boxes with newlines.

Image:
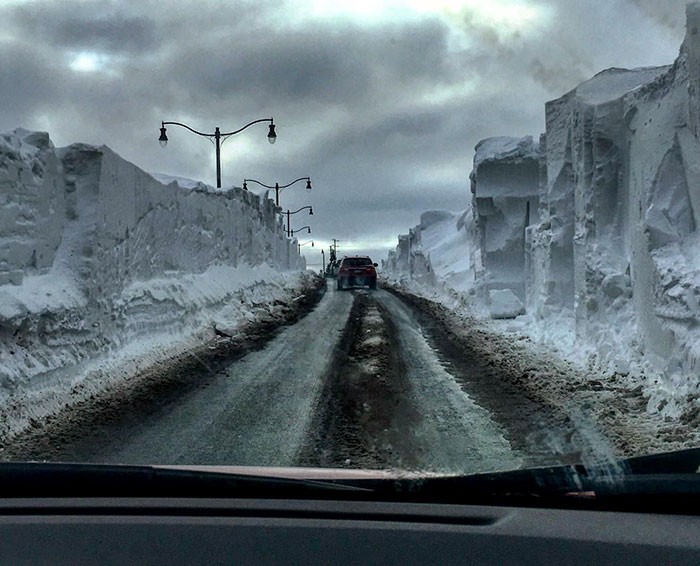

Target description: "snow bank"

left=0, top=128, right=306, bottom=431
left=383, top=207, right=479, bottom=303
left=471, top=136, right=541, bottom=305
left=385, top=3, right=700, bottom=422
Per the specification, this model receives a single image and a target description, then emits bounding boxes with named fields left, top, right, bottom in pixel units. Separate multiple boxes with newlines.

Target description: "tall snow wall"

left=0, top=130, right=301, bottom=287
left=384, top=224, right=434, bottom=285
left=386, top=3, right=700, bottom=416
left=522, top=6, right=700, bottom=409
left=470, top=136, right=540, bottom=310
left=384, top=208, right=478, bottom=298
left=0, top=129, right=304, bottom=400
left=475, top=4, right=700, bottom=411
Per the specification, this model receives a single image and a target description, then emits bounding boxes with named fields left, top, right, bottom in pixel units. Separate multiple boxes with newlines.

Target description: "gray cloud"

left=627, top=0, right=688, bottom=34
left=0, top=0, right=689, bottom=257
left=0, top=44, right=58, bottom=119
left=9, top=1, right=159, bottom=54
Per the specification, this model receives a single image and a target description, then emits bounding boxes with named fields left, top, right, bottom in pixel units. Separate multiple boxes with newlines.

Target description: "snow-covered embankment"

left=0, top=129, right=306, bottom=437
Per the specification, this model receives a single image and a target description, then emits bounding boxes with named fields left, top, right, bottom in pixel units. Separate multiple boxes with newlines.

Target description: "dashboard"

left=1, top=496, right=699, bottom=564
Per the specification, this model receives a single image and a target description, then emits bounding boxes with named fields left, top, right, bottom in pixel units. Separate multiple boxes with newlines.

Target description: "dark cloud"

left=0, top=0, right=688, bottom=257
left=160, top=17, right=453, bottom=115
left=627, top=0, right=687, bottom=35
left=0, top=44, right=59, bottom=120
left=9, top=1, right=158, bottom=54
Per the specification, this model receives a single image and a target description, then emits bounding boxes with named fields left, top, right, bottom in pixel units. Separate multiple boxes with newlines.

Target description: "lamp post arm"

left=161, top=118, right=274, bottom=139
left=291, top=225, right=312, bottom=237
left=248, top=176, right=309, bottom=206
left=161, top=121, right=213, bottom=138
left=278, top=177, right=310, bottom=189
left=244, top=178, right=276, bottom=190
left=221, top=118, right=273, bottom=137
left=289, top=206, right=312, bottom=215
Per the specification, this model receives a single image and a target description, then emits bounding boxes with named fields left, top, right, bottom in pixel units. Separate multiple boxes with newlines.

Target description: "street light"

left=292, top=227, right=312, bottom=237
left=158, top=118, right=276, bottom=188
left=243, top=177, right=311, bottom=207
left=298, top=240, right=314, bottom=253
left=281, top=206, right=313, bottom=237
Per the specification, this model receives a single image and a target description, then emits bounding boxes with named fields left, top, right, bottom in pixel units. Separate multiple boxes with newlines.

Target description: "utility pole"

left=330, top=239, right=340, bottom=263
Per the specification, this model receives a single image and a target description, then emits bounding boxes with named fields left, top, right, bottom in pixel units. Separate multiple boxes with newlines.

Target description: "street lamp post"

left=321, top=249, right=325, bottom=273
left=298, top=240, right=314, bottom=253
left=291, top=226, right=312, bottom=238
left=243, top=177, right=311, bottom=207
left=159, top=118, right=276, bottom=188
left=282, top=206, right=313, bottom=237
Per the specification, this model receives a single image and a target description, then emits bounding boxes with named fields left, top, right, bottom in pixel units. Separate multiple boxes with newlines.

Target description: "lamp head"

left=267, top=122, right=277, bottom=144
left=159, top=125, right=168, bottom=147
left=243, top=181, right=248, bottom=190
left=309, top=207, right=314, bottom=216
left=306, top=179, right=312, bottom=190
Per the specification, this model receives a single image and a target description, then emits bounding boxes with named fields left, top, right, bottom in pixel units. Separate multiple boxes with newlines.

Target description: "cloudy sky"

left=0, top=0, right=689, bottom=262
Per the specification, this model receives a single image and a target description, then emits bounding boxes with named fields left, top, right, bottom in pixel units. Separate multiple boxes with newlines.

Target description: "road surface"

left=11, top=285, right=573, bottom=473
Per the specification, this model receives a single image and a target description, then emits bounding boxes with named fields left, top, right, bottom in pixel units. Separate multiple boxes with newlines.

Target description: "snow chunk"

left=573, top=66, right=669, bottom=105
left=474, top=136, right=540, bottom=170
left=149, top=172, right=215, bottom=192
left=488, top=289, right=525, bottom=319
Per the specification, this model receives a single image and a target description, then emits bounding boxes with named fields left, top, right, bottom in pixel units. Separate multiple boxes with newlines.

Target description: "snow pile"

left=0, top=129, right=307, bottom=433
left=385, top=3, right=700, bottom=421
left=471, top=136, right=541, bottom=310
left=383, top=208, right=478, bottom=303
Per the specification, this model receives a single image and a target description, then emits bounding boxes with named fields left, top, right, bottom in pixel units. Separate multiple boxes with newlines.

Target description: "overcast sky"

left=0, top=0, right=689, bottom=262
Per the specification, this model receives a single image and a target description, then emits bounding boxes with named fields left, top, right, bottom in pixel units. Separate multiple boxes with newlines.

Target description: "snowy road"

left=372, top=291, right=521, bottom=473
left=11, top=285, right=529, bottom=473
left=70, top=284, right=355, bottom=466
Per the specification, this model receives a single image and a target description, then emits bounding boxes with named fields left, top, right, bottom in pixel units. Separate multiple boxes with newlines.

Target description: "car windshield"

left=1, top=0, right=700, bottom=499
left=342, top=258, right=373, bottom=267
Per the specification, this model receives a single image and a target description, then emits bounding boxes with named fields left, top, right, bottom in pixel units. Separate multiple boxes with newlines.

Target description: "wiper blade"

left=353, top=448, right=700, bottom=512
left=621, top=447, right=700, bottom=475
left=0, top=462, right=372, bottom=499
left=4, top=448, right=699, bottom=509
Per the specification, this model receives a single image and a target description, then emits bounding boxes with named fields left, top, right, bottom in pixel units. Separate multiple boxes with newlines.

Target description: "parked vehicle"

left=337, top=256, right=378, bottom=290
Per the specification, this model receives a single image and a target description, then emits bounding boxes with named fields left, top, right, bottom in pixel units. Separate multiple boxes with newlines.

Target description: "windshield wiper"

left=3, top=449, right=700, bottom=513
left=347, top=448, right=700, bottom=513
left=0, top=462, right=371, bottom=499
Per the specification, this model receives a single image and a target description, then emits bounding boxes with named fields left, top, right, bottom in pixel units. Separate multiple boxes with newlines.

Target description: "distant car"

left=337, top=256, right=378, bottom=290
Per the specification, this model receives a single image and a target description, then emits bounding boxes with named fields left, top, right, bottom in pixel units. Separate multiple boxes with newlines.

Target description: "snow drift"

left=385, top=3, right=700, bottom=420
left=0, top=128, right=306, bottom=435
